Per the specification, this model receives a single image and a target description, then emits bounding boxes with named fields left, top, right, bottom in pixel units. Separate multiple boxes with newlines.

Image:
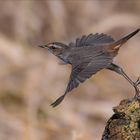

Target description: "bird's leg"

left=108, top=63, right=134, bottom=86
left=107, top=63, right=140, bottom=97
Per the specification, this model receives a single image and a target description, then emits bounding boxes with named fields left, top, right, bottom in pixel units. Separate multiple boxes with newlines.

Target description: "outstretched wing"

left=51, top=52, right=112, bottom=107
left=69, top=33, right=115, bottom=48
left=65, top=60, right=90, bottom=93
left=65, top=54, right=112, bottom=94
left=51, top=59, right=90, bottom=107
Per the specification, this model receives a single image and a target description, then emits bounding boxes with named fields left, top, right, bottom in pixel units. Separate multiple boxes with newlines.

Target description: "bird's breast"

left=58, top=52, right=71, bottom=64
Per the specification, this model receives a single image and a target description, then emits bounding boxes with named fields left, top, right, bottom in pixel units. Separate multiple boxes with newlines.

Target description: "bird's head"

left=39, top=42, right=69, bottom=56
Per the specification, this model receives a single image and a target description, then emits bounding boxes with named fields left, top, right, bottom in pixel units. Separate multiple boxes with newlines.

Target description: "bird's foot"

left=134, top=76, right=140, bottom=98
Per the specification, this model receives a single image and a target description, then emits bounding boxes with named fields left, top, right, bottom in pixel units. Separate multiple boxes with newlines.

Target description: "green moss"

left=102, top=97, right=140, bottom=140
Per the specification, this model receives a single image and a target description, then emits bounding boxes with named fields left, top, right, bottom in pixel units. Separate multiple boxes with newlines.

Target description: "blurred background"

left=0, top=0, right=140, bottom=140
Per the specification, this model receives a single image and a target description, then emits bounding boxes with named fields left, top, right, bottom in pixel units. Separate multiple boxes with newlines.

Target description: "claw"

left=135, top=76, right=140, bottom=86
left=134, top=76, right=140, bottom=98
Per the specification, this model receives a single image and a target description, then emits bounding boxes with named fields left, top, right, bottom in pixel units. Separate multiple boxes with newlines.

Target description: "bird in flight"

left=39, top=28, right=140, bottom=107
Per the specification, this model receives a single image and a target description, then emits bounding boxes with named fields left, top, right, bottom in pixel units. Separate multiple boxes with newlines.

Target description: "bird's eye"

left=51, top=46, right=56, bottom=49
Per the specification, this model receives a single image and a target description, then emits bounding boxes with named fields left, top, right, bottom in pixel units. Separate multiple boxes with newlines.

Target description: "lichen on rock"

left=102, top=97, right=140, bottom=140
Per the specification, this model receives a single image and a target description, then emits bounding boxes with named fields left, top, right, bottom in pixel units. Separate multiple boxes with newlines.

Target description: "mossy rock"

left=102, top=97, right=140, bottom=140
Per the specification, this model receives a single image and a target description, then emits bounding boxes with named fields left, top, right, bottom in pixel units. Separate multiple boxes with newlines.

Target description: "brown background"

left=0, top=0, right=140, bottom=140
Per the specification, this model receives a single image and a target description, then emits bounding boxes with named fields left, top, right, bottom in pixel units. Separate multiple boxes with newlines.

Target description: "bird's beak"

left=38, top=44, right=48, bottom=48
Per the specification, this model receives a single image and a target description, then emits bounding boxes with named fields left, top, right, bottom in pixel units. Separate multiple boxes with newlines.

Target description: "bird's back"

left=68, top=44, right=112, bottom=65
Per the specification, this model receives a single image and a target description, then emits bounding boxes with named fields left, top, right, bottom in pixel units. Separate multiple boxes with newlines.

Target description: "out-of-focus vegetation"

left=0, top=0, right=140, bottom=140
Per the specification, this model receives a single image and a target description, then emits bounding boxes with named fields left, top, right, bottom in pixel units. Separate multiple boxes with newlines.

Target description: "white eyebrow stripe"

left=54, top=44, right=62, bottom=49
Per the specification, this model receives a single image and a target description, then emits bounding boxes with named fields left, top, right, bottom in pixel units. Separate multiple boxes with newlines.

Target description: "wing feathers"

left=66, top=54, right=112, bottom=94
left=69, top=33, right=114, bottom=48
left=51, top=53, right=112, bottom=107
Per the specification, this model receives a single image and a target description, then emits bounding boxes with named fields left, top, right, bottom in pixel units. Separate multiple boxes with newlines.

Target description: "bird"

left=39, top=28, right=140, bottom=107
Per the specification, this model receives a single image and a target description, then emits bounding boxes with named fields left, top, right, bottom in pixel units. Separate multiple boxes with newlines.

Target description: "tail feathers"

left=111, top=28, right=140, bottom=49
left=51, top=94, right=65, bottom=107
